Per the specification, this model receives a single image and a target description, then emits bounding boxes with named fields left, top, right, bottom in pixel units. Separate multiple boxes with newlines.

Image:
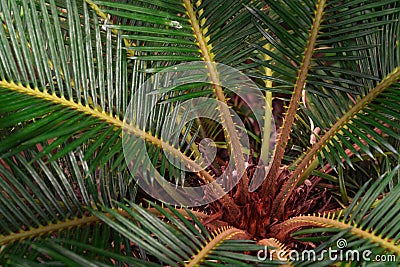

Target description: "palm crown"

left=1, top=0, right=400, bottom=266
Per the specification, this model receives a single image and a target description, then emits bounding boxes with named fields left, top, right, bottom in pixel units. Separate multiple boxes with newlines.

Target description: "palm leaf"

left=249, top=0, right=400, bottom=215
left=274, top=167, right=400, bottom=266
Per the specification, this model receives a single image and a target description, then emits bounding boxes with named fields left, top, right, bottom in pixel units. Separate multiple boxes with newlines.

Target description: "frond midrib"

left=279, top=67, right=400, bottom=206
left=187, top=227, right=244, bottom=267
left=183, top=0, right=250, bottom=197
left=264, top=0, right=327, bottom=199
left=0, top=204, right=211, bottom=246
left=283, top=213, right=400, bottom=255
left=0, top=214, right=101, bottom=246
left=0, top=80, right=216, bottom=184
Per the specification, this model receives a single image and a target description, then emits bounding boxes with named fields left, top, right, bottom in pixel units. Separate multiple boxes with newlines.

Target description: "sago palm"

left=1, top=0, right=400, bottom=266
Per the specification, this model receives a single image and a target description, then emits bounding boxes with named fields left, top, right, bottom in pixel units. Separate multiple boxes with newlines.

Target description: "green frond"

left=275, top=167, right=400, bottom=265
left=0, top=149, right=129, bottom=264
left=2, top=0, right=400, bottom=265
left=0, top=0, right=130, bottom=165
left=252, top=0, right=400, bottom=214
left=260, top=0, right=327, bottom=197
left=0, top=0, right=224, bottom=194
left=96, top=0, right=263, bottom=68
left=90, top=202, right=277, bottom=266
left=273, top=68, right=400, bottom=216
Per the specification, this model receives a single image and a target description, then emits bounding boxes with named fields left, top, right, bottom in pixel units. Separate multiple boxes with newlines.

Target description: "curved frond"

left=272, top=167, right=400, bottom=265
left=273, top=68, right=400, bottom=216
left=251, top=0, right=400, bottom=216
left=91, top=202, right=277, bottom=266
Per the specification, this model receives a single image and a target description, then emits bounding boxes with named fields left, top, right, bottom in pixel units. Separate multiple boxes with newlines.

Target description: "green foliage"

left=0, top=0, right=400, bottom=266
